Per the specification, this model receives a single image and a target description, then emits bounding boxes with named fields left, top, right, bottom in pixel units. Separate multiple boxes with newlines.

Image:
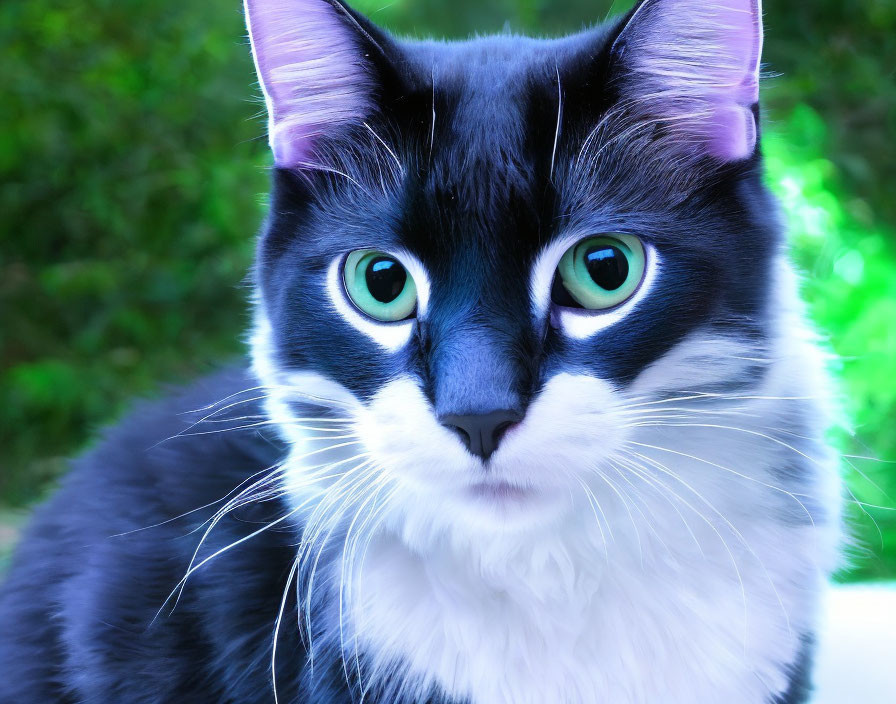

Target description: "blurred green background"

left=1, top=0, right=894, bottom=578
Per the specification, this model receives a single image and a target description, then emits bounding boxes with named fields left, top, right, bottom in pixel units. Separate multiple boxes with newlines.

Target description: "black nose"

left=440, top=409, right=522, bottom=461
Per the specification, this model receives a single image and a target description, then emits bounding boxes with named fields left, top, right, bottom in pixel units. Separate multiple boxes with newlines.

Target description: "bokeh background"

left=1, top=0, right=894, bottom=579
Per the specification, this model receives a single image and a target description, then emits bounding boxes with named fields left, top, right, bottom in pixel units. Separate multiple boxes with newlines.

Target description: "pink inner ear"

left=619, top=0, right=763, bottom=161
left=708, top=105, right=756, bottom=161
left=244, top=0, right=373, bottom=167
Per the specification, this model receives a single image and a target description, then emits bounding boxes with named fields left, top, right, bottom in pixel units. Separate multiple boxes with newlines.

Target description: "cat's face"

left=248, top=0, right=779, bottom=537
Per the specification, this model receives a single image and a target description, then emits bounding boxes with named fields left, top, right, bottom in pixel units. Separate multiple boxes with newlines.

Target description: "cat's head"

left=246, top=0, right=782, bottom=540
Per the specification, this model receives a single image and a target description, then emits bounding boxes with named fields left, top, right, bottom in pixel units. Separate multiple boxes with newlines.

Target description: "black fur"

left=0, top=369, right=291, bottom=702
left=770, top=635, right=816, bottom=704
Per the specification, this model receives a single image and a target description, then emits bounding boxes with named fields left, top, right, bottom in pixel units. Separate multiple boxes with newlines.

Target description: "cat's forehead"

left=403, top=29, right=609, bottom=142
left=406, top=29, right=610, bottom=84
left=394, top=34, right=616, bottom=260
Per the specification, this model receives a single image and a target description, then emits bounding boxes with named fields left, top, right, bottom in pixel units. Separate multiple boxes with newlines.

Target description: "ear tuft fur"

left=244, top=0, right=374, bottom=167
left=613, top=0, right=763, bottom=161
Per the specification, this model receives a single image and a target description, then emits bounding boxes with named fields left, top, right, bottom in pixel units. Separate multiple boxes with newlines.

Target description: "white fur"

left=394, top=247, right=432, bottom=317
left=252, top=254, right=842, bottom=703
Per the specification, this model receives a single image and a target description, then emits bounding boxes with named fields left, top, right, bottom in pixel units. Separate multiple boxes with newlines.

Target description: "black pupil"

left=584, top=245, right=629, bottom=290
left=365, top=256, right=407, bottom=303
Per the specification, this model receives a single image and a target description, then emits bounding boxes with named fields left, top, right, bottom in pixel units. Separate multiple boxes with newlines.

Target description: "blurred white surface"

left=813, top=583, right=896, bottom=703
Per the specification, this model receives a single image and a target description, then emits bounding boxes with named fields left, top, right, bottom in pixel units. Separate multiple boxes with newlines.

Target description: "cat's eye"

left=343, top=249, right=417, bottom=322
left=552, top=234, right=646, bottom=311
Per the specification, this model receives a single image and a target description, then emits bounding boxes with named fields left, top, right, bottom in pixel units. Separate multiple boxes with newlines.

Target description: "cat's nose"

left=439, top=410, right=522, bottom=461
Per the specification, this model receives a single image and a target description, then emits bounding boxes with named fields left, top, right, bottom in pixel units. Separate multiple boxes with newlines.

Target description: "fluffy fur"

left=613, top=0, right=763, bottom=160
left=0, top=1, right=843, bottom=702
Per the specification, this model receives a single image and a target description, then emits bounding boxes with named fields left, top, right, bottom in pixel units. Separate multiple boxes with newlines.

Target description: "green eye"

left=343, top=249, right=417, bottom=322
left=553, top=234, right=646, bottom=310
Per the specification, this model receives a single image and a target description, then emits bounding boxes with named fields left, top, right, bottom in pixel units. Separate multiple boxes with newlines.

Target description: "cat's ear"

left=610, top=0, right=763, bottom=161
left=244, top=0, right=381, bottom=167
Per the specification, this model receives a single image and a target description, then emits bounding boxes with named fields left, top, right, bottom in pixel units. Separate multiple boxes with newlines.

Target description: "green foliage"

left=0, top=0, right=268, bottom=503
left=1, top=0, right=894, bottom=579
left=764, top=107, right=896, bottom=581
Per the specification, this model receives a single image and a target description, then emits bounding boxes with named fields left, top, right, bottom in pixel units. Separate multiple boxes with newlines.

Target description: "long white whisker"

left=606, top=459, right=679, bottom=561
left=612, top=455, right=705, bottom=558
left=363, top=122, right=403, bottom=176
left=337, top=475, right=396, bottom=686
left=575, top=477, right=612, bottom=555
left=630, top=422, right=827, bottom=465
left=347, top=486, right=400, bottom=701
left=590, top=466, right=643, bottom=565
left=272, top=558, right=299, bottom=704
left=158, top=444, right=370, bottom=620
left=108, top=462, right=283, bottom=538
left=164, top=422, right=360, bottom=440
left=627, top=440, right=816, bottom=527
left=181, top=386, right=270, bottom=415
left=299, top=462, right=381, bottom=663
left=154, top=504, right=302, bottom=624
left=618, top=448, right=751, bottom=648
left=624, top=447, right=794, bottom=646
left=550, top=65, right=562, bottom=181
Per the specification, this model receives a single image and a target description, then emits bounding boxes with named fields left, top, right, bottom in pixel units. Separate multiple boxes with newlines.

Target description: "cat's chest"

left=346, top=523, right=812, bottom=704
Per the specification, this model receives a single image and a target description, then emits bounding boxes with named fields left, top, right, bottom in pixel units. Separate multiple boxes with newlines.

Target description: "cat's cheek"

left=495, top=372, right=629, bottom=482
left=627, top=328, right=769, bottom=399
left=355, top=376, right=476, bottom=487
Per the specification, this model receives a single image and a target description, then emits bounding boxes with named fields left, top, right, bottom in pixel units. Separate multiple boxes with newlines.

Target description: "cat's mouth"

left=454, top=478, right=569, bottom=528
left=465, top=480, right=532, bottom=503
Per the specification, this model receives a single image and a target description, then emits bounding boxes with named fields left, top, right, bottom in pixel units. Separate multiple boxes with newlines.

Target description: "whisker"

left=616, top=405, right=756, bottom=419
left=154, top=504, right=303, bottom=625
left=623, top=447, right=794, bottom=646
left=300, top=463, right=381, bottom=670
left=575, top=477, right=612, bottom=554
left=158, top=441, right=372, bottom=621
left=295, top=160, right=368, bottom=193
left=161, top=421, right=360, bottom=441
left=363, top=122, right=403, bottom=177
left=108, top=462, right=283, bottom=538
left=337, top=475, right=396, bottom=686
left=842, top=454, right=896, bottom=464
left=611, top=455, right=705, bottom=558
left=181, top=385, right=270, bottom=415
left=630, top=422, right=828, bottom=465
left=550, top=64, right=562, bottom=181
left=271, top=557, right=299, bottom=704
left=841, top=455, right=894, bottom=503
left=346, top=485, right=400, bottom=699
left=619, top=449, right=752, bottom=648
left=626, top=440, right=817, bottom=527
left=590, top=466, right=643, bottom=565
left=606, top=459, right=678, bottom=561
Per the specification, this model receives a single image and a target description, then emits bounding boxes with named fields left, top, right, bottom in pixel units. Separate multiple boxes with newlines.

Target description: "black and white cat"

left=0, top=1, right=846, bottom=702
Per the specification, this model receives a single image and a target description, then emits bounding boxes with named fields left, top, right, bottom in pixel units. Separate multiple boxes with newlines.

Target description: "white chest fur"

left=348, top=491, right=829, bottom=704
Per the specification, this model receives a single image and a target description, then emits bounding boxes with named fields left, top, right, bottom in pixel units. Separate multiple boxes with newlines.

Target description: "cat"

left=0, top=0, right=843, bottom=702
